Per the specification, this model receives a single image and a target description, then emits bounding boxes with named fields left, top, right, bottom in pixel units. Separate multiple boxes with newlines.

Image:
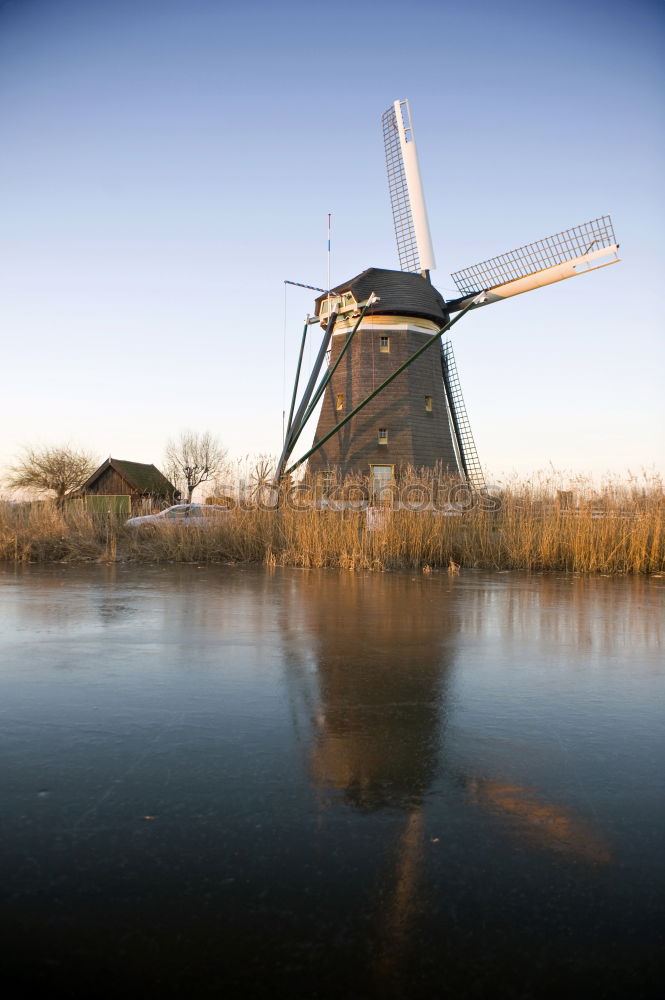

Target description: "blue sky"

left=1, top=0, right=663, bottom=483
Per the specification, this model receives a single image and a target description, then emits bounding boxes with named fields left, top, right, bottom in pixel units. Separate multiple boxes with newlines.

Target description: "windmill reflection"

left=280, top=571, right=612, bottom=987
left=307, top=575, right=448, bottom=813
left=467, top=779, right=611, bottom=864
left=282, top=572, right=452, bottom=986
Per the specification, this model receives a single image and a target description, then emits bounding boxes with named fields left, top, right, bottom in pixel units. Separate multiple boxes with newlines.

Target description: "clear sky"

left=1, top=0, right=663, bottom=485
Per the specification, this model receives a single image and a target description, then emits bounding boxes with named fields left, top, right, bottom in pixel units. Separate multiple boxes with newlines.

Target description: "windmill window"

left=379, top=336, right=390, bottom=353
left=336, top=393, right=344, bottom=411
left=378, top=428, right=388, bottom=445
left=425, top=395, right=433, bottom=411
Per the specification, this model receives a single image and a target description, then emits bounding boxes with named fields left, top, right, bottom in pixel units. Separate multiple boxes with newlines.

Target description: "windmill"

left=277, top=99, right=619, bottom=492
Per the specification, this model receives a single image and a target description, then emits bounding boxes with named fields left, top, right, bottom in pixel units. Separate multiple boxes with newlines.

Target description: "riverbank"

left=1, top=485, right=663, bottom=574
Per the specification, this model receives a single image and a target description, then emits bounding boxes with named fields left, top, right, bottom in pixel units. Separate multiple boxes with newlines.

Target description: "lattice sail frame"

left=451, top=216, right=617, bottom=295
left=382, top=100, right=435, bottom=273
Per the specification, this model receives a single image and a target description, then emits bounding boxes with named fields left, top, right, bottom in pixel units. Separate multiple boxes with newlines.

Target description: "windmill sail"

left=440, top=341, right=485, bottom=490
left=281, top=98, right=619, bottom=492
left=448, top=216, right=619, bottom=310
left=382, top=100, right=436, bottom=274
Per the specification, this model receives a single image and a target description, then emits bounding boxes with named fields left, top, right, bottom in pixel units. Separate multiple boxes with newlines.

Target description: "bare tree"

left=7, top=445, right=97, bottom=506
left=164, top=430, right=227, bottom=503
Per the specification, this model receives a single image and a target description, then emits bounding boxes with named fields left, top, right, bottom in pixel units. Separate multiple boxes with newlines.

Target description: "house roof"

left=314, top=267, right=448, bottom=326
left=82, top=458, right=175, bottom=496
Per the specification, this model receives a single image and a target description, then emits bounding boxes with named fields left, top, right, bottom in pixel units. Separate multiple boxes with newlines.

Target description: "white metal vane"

left=382, top=99, right=436, bottom=274
left=382, top=98, right=620, bottom=304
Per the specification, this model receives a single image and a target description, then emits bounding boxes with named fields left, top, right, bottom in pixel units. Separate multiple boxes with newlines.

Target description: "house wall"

left=85, top=467, right=134, bottom=496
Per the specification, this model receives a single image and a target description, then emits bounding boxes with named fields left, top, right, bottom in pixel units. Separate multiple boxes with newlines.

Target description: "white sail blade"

left=449, top=216, right=619, bottom=309
left=382, top=99, right=436, bottom=274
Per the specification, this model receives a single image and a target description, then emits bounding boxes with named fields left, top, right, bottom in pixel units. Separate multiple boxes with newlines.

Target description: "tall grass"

left=1, top=474, right=663, bottom=574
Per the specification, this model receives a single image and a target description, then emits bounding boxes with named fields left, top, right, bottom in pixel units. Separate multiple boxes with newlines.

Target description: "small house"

left=79, top=458, right=176, bottom=515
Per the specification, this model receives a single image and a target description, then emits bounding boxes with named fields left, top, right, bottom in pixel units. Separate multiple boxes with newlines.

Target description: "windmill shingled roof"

left=315, top=268, right=447, bottom=325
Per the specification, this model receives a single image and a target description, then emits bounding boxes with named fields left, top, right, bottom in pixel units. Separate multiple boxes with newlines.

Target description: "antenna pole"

left=327, top=213, right=331, bottom=319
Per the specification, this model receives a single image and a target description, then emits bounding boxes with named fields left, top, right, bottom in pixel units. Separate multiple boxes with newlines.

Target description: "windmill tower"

left=277, top=100, right=619, bottom=491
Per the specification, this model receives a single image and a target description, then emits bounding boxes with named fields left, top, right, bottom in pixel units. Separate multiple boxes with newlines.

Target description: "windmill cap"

left=315, top=267, right=447, bottom=325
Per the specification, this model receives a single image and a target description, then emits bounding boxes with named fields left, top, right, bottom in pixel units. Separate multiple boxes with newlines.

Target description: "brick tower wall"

left=307, top=322, right=459, bottom=478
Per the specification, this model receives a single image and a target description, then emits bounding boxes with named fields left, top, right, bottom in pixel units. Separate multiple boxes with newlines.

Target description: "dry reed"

left=1, top=474, right=662, bottom=575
